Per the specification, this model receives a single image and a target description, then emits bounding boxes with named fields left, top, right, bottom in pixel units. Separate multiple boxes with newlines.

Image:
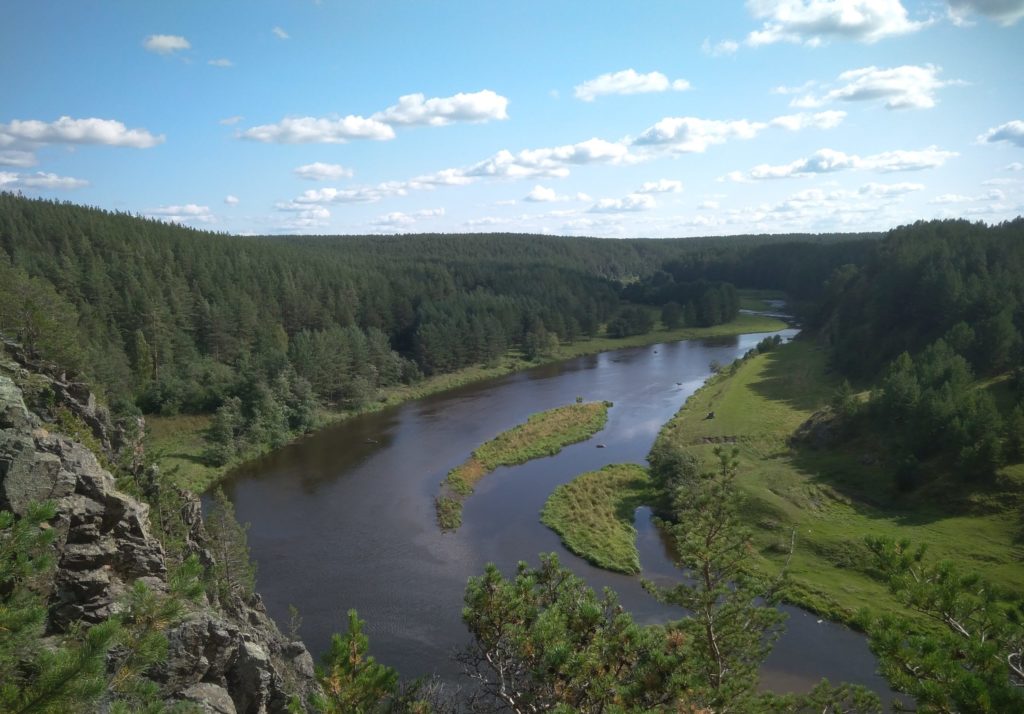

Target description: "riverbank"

left=437, top=400, right=612, bottom=530
left=652, top=338, right=1024, bottom=625
left=146, top=312, right=787, bottom=493
left=541, top=464, right=652, bottom=574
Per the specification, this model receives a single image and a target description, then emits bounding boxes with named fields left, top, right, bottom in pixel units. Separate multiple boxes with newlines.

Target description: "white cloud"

left=701, top=38, right=740, bottom=56
left=275, top=203, right=330, bottom=231
left=289, top=181, right=411, bottom=205
left=147, top=204, right=214, bottom=224
left=745, top=0, right=923, bottom=46
left=978, top=120, right=1024, bottom=147
left=0, top=150, right=36, bottom=167
left=0, top=116, right=164, bottom=148
left=770, top=110, right=847, bottom=129
left=415, top=207, right=446, bottom=217
left=272, top=26, right=290, bottom=40
left=372, top=90, right=509, bottom=126
left=240, top=90, right=509, bottom=144
left=372, top=211, right=416, bottom=227
left=219, top=116, right=244, bottom=126
left=633, top=117, right=767, bottom=153
left=208, top=58, right=234, bottom=68
left=0, top=171, right=88, bottom=190
left=948, top=0, right=1024, bottom=26
left=792, top=65, right=959, bottom=110
left=732, top=146, right=957, bottom=180
left=240, top=115, right=395, bottom=143
left=589, top=193, right=657, bottom=213
left=636, top=179, right=684, bottom=193
left=573, top=69, right=691, bottom=102
left=930, top=188, right=1006, bottom=204
left=224, top=195, right=240, bottom=205
left=699, top=200, right=721, bottom=210
left=464, top=138, right=632, bottom=179
left=859, top=181, right=925, bottom=196
left=524, top=185, right=563, bottom=202
left=293, top=162, right=354, bottom=181
left=1007, top=162, right=1024, bottom=171
left=143, top=34, right=191, bottom=54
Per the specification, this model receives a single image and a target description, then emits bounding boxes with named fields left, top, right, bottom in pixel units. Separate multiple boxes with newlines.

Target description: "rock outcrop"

left=0, top=344, right=319, bottom=713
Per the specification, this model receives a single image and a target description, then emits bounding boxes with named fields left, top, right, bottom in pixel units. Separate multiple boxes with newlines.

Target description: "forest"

left=2, top=194, right=1024, bottom=712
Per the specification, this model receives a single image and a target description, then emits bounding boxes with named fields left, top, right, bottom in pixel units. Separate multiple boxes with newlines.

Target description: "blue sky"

left=2, top=0, right=1022, bottom=237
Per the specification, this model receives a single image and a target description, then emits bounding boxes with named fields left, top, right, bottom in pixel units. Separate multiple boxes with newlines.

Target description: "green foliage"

left=434, top=496, right=462, bottom=530
left=460, top=554, right=691, bottom=713
left=606, top=305, right=655, bottom=338
left=311, top=610, right=399, bottom=714
left=860, top=537, right=1024, bottom=713
left=205, top=488, right=256, bottom=602
left=0, top=261, right=85, bottom=374
left=648, top=448, right=790, bottom=711
left=1, top=505, right=201, bottom=713
left=660, top=300, right=684, bottom=329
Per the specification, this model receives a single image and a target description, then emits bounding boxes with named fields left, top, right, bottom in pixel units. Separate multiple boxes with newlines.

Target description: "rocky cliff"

left=0, top=342, right=319, bottom=713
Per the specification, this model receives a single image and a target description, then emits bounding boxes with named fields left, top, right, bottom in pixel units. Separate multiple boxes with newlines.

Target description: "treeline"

left=621, top=272, right=740, bottom=327
left=0, top=194, right=861, bottom=430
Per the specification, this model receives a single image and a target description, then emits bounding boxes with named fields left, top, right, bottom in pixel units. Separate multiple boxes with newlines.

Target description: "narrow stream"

left=220, top=328, right=897, bottom=705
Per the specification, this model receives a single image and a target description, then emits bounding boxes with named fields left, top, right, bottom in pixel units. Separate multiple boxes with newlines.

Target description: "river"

left=220, top=328, right=897, bottom=705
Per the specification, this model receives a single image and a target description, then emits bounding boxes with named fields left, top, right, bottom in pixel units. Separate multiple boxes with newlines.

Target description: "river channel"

left=221, top=328, right=896, bottom=704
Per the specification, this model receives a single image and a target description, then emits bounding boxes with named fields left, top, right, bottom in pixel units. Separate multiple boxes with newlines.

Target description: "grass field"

left=540, top=464, right=652, bottom=574
left=738, top=288, right=788, bottom=312
left=145, top=312, right=788, bottom=493
left=655, top=339, right=1024, bottom=624
left=437, top=401, right=612, bottom=530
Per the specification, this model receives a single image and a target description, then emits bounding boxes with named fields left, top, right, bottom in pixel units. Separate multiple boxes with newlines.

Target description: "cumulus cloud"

left=701, top=38, right=740, bottom=56
left=730, top=146, right=957, bottom=180
left=0, top=116, right=164, bottom=149
left=272, top=26, right=290, bottom=40
left=634, top=117, right=766, bottom=153
left=770, top=110, right=847, bottom=129
left=371, top=207, right=446, bottom=229
left=241, top=116, right=395, bottom=143
left=143, top=34, right=191, bottom=54
left=240, top=89, right=510, bottom=144
left=978, top=120, right=1024, bottom=147
left=589, top=193, right=657, bottom=213
left=948, top=0, right=1024, bottom=26
left=219, top=116, right=244, bottom=126
left=372, top=90, right=509, bottom=125
left=147, top=204, right=215, bottom=224
left=859, top=181, right=925, bottom=196
left=523, top=185, right=595, bottom=202
left=464, top=138, right=632, bottom=179
left=0, top=171, right=88, bottom=190
left=0, top=150, right=36, bottom=167
left=573, top=69, right=691, bottom=101
left=791, top=65, right=959, bottom=110
left=524, top=185, right=563, bottom=202
left=208, top=58, right=234, bottom=68
left=745, top=0, right=923, bottom=46
left=293, top=162, right=354, bottom=181
left=224, top=195, right=239, bottom=205
left=1007, top=162, right=1024, bottom=170
left=372, top=212, right=416, bottom=227
left=636, top=179, right=684, bottom=193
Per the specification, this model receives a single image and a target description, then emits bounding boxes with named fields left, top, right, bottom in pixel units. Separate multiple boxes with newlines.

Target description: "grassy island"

left=652, top=338, right=1024, bottom=625
left=436, top=400, right=613, bottom=530
left=540, top=464, right=652, bottom=574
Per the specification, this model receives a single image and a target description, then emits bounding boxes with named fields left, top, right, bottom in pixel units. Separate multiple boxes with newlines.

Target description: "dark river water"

left=220, top=329, right=897, bottom=705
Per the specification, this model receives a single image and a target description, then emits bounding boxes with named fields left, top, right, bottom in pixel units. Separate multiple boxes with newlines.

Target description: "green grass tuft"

left=540, top=464, right=652, bottom=574
left=436, top=401, right=613, bottom=531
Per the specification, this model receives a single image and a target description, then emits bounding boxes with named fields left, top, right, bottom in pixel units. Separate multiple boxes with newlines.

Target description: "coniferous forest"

left=2, top=193, right=1024, bottom=713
